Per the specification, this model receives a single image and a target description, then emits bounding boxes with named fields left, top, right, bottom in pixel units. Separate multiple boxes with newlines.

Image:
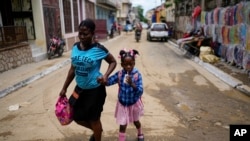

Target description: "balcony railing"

left=0, top=26, right=28, bottom=48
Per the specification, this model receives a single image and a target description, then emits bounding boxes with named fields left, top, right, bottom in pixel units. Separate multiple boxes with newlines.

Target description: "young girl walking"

left=101, top=49, right=144, bottom=141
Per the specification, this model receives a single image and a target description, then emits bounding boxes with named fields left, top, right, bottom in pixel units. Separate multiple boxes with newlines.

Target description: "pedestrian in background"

left=59, top=18, right=117, bottom=141
left=125, top=24, right=129, bottom=34
left=169, top=26, right=173, bottom=38
left=135, top=22, right=142, bottom=32
left=100, top=49, right=144, bottom=141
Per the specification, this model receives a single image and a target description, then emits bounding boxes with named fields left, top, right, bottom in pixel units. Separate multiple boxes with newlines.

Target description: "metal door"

left=85, top=0, right=95, bottom=19
left=43, top=0, right=61, bottom=47
left=95, top=19, right=107, bottom=40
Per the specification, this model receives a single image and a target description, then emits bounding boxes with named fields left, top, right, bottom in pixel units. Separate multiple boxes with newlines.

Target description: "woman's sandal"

left=138, top=134, right=144, bottom=141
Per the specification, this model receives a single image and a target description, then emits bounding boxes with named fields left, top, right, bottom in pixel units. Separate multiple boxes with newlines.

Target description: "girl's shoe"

left=138, top=134, right=144, bottom=141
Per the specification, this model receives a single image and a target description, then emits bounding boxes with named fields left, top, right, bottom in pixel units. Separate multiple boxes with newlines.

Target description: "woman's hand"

left=97, top=75, right=108, bottom=85
left=59, top=89, right=66, bottom=97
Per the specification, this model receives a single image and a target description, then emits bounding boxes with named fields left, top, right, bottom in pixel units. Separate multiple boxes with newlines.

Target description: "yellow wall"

left=156, top=11, right=160, bottom=23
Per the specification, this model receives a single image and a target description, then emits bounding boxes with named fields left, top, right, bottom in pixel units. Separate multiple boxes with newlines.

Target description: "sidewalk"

left=0, top=37, right=250, bottom=99
left=167, top=39, right=250, bottom=96
left=0, top=51, right=71, bottom=98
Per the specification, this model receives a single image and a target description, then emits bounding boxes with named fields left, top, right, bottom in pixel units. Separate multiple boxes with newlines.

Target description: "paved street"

left=0, top=31, right=250, bottom=141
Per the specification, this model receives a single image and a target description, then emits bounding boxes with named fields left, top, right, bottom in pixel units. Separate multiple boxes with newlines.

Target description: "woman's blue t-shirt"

left=71, top=42, right=109, bottom=89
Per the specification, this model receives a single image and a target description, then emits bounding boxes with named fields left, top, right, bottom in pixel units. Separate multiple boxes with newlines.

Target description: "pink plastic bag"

left=55, top=96, right=73, bottom=125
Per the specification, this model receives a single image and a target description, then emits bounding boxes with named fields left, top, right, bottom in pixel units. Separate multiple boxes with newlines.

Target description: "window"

left=63, top=0, right=72, bottom=33
left=73, top=0, right=79, bottom=32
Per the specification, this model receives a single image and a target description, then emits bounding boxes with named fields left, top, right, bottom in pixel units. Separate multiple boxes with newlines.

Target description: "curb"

left=168, top=40, right=250, bottom=96
left=0, top=59, right=71, bottom=98
left=193, top=57, right=243, bottom=87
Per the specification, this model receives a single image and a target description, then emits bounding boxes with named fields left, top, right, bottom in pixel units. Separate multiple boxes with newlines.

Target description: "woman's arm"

left=98, top=53, right=117, bottom=85
left=104, top=53, right=117, bottom=75
left=59, top=64, right=75, bottom=96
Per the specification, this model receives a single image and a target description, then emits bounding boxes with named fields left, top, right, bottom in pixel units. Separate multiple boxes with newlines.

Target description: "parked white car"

left=147, top=23, right=169, bottom=42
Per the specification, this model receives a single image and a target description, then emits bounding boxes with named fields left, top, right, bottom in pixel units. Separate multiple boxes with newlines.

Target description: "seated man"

left=184, top=36, right=212, bottom=56
left=193, top=26, right=204, bottom=38
left=176, top=29, right=195, bottom=45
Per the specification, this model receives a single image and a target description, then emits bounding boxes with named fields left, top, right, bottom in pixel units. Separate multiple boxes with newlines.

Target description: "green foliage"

left=165, top=3, right=173, bottom=8
left=174, top=0, right=183, bottom=4
left=136, top=5, right=147, bottom=22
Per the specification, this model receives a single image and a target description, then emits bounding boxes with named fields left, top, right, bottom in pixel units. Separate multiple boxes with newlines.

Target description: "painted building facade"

left=96, top=0, right=119, bottom=37
left=116, top=0, right=132, bottom=26
left=0, top=0, right=119, bottom=72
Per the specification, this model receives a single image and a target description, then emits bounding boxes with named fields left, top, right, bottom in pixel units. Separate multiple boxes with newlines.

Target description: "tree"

left=135, top=5, right=147, bottom=23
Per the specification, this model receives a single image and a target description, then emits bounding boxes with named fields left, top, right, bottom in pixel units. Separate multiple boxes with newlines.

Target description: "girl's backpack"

left=55, top=96, right=73, bottom=125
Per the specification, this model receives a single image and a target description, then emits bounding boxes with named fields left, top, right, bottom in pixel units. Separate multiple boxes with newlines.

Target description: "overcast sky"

left=130, top=0, right=164, bottom=15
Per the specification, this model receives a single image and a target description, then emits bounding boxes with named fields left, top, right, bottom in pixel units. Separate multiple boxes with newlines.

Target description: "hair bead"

left=119, top=49, right=139, bottom=62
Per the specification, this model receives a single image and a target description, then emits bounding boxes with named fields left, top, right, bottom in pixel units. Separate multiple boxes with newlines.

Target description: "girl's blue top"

left=107, top=68, right=143, bottom=106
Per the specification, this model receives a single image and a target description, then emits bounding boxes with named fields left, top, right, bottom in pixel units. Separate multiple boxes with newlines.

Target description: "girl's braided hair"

left=119, top=49, right=139, bottom=62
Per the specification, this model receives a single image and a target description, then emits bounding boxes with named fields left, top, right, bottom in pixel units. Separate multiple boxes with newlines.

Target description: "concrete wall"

left=175, top=16, right=192, bottom=39
left=0, top=44, right=33, bottom=72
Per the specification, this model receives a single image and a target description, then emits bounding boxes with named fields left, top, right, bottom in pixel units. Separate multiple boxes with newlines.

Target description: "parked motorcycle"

left=47, top=36, right=65, bottom=59
left=135, top=29, right=141, bottom=42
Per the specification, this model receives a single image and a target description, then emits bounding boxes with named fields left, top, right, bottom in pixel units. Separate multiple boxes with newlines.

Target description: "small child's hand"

left=126, top=76, right=137, bottom=88
left=126, top=76, right=133, bottom=85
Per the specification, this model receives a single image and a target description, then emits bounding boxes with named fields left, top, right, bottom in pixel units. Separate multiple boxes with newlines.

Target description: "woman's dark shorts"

left=70, top=85, right=106, bottom=121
